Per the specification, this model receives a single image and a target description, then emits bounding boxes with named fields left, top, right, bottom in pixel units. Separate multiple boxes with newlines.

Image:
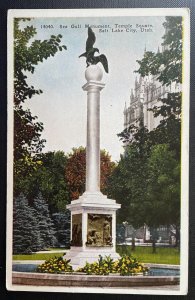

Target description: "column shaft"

left=86, top=86, right=100, bottom=192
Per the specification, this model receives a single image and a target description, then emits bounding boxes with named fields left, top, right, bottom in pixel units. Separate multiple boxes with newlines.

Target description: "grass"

left=116, top=245, right=180, bottom=265
left=13, top=252, right=65, bottom=261
left=13, top=246, right=180, bottom=265
left=47, top=248, right=67, bottom=251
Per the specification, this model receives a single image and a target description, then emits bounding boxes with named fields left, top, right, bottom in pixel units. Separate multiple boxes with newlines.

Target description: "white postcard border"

left=7, top=8, right=190, bottom=295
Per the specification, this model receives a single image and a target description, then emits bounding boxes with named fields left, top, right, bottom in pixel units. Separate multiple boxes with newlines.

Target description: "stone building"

left=123, top=50, right=181, bottom=132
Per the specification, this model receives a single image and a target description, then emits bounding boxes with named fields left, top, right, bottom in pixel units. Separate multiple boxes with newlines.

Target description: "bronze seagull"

left=79, top=27, right=109, bottom=73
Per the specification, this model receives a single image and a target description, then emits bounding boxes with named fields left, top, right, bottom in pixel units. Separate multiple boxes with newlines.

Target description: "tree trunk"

left=152, top=240, right=156, bottom=253
left=131, top=236, right=135, bottom=251
left=175, top=226, right=180, bottom=248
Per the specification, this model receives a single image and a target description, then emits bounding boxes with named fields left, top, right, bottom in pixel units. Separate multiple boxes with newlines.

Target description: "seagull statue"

left=79, top=27, right=109, bottom=73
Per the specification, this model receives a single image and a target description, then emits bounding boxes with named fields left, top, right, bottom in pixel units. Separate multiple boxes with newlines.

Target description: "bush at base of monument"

left=37, top=255, right=149, bottom=276
left=37, top=257, right=73, bottom=274
left=77, top=255, right=149, bottom=276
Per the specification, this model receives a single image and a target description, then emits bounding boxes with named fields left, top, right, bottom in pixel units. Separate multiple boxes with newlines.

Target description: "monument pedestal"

left=65, top=192, right=121, bottom=269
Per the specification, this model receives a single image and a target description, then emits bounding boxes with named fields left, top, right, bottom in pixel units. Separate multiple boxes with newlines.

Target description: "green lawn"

left=47, top=248, right=66, bottom=251
left=13, top=252, right=65, bottom=261
left=116, top=245, right=180, bottom=265
left=13, top=246, right=180, bottom=265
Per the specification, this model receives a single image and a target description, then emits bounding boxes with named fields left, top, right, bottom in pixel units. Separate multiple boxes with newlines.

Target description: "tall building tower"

left=123, top=46, right=181, bottom=133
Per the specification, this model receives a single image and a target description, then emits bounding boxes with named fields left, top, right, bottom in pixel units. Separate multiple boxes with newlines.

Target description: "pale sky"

left=22, top=16, right=165, bottom=162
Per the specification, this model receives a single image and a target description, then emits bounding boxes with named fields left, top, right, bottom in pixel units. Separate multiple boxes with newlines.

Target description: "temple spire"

left=130, top=89, right=134, bottom=103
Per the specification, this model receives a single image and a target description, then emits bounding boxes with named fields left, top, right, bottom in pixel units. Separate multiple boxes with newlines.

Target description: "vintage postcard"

left=7, top=8, right=190, bottom=295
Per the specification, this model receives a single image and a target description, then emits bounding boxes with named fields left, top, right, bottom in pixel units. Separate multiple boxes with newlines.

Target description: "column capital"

left=82, top=80, right=105, bottom=92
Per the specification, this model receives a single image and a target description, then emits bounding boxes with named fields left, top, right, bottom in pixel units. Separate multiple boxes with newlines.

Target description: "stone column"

left=65, top=64, right=121, bottom=269
left=82, top=65, right=105, bottom=194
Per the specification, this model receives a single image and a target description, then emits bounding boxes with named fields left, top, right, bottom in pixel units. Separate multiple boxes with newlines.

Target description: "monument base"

left=65, top=192, right=121, bottom=270
left=64, top=247, right=120, bottom=270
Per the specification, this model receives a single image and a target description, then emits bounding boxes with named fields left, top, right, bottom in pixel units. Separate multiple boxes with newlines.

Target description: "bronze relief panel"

left=86, top=214, right=112, bottom=247
left=71, top=214, right=82, bottom=246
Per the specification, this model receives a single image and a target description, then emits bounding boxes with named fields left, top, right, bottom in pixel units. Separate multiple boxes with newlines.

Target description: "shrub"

left=77, top=255, right=149, bottom=276
left=37, top=256, right=73, bottom=274
left=116, top=255, right=148, bottom=276
left=36, top=255, right=149, bottom=276
left=77, top=255, right=116, bottom=275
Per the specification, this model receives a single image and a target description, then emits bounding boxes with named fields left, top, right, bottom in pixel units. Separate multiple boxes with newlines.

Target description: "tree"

left=145, top=144, right=180, bottom=251
left=135, top=16, right=182, bottom=159
left=65, top=147, right=86, bottom=200
left=119, top=94, right=181, bottom=160
left=14, top=151, right=69, bottom=213
left=13, top=194, right=42, bottom=254
left=108, top=140, right=180, bottom=252
left=135, top=17, right=182, bottom=247
left=33, top=194, right=56, bottom=249
left=107, top=139, right=150, bottom=251
left=114, top=16, right=182, bottom=234
left=34, top=151, right=69, bottom=213
left=136, top=16, right=182, bottom=85
left=107, top=136, right=150, bottom=227
left=52, top=211, right=71, bottom=248
left=65, top=147, right=116, bottom=200
left=14, top=18, right=66, bottom=182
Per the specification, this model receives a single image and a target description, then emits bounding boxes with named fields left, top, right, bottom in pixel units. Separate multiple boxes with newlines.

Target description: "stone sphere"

left=85, top=65, right=103, bottom=82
